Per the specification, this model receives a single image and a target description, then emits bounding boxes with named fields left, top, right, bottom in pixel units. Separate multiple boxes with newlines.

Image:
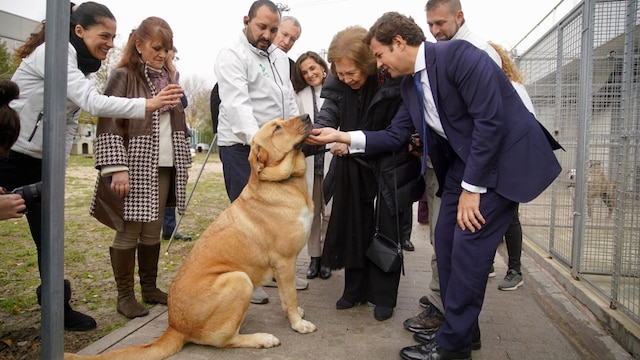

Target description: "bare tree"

left=92, top=45, right=123, bottom=93
left=181, top=76, right=214, bottom=144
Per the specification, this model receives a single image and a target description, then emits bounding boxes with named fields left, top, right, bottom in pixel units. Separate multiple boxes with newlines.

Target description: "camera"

left=7, top=182, right=42, bottom=214
left=410, top=133, right=423, bottom=153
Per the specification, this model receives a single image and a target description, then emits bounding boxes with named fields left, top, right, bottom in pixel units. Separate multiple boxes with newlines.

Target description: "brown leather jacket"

left=90, top=67, right=192, bottom=232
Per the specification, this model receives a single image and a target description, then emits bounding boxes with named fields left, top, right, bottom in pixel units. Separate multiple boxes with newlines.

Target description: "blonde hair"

left=489, top=41, right=524, bottom=84
left=327, top=26, right=377, bottom=78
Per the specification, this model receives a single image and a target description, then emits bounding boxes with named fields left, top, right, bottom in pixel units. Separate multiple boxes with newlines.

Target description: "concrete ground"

left=75, top=209, right=634, bottom=360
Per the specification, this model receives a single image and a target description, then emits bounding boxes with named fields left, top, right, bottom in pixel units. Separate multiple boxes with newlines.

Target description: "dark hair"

left=117, top=16, right=176, bottom=81
left=15, top=1, right=115, bottom=60
left=292, top=51, right=329, bottom=93
left=248, top=0, right=280, bottom=20
left=327, top=26, right=377, bottom=78
left=365, top=12, right=426, bottom=47
left=0, top=80, right=20, bottom=153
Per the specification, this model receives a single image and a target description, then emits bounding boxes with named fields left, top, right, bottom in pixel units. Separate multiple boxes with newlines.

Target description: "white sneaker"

left=488, top=264, right=496, bottom=278
left=264, top=277, right=309, bottom=290
left=251, top=287, right=269, bottom=304
left=295, top=277, right=309, bottom=290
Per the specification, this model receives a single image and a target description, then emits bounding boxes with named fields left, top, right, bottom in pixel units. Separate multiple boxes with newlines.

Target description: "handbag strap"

left=374, top=158, right=405, bottom=275
left=392, top=168, right=405, bottom=276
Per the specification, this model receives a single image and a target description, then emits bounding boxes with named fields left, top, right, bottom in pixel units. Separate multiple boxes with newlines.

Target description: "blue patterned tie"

left=414, top=72, right=429, bottom=175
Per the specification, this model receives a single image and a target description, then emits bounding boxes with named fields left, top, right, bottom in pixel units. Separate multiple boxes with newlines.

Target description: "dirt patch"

left=0, top=154, right=226, bottom=359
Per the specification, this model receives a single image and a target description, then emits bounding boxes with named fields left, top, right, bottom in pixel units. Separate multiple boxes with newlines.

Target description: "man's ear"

left=393, top=35, right=406, bottom=49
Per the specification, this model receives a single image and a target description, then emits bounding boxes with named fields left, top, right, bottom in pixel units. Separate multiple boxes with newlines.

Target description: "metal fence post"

left=41, top=0, right=69, bottom=358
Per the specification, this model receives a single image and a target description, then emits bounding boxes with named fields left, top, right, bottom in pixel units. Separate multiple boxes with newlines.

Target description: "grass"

left=0, top=151, right=228, bottom=359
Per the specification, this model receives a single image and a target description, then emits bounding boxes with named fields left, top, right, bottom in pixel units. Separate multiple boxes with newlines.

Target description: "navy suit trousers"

left=433, top=156, right=517, bottom=352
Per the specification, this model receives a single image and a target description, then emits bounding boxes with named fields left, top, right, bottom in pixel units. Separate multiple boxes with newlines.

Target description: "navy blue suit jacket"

left=364, top=40, right=561, bottom=203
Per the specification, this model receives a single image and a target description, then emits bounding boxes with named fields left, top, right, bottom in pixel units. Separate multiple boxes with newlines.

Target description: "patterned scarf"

left=145, top=64, right=175, bottom=114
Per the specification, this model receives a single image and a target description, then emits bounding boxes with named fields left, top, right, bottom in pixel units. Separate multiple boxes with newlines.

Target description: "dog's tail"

left=64, top=326, right=186, bottom=360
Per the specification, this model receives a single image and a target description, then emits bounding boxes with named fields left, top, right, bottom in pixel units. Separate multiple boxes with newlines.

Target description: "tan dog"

left=587, top=160, right=617, bottom=218
left=65, top=114, right=316, bottom=360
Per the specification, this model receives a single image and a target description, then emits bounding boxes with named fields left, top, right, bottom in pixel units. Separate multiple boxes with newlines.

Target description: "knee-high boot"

left=137, top=243, right=168, bottom=305
left=110, top=246, right=148, bottom=318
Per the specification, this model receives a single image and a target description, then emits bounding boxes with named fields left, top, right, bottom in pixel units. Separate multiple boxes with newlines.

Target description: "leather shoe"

left=319, top=264, right=331, bottom=279
left=373, top=306, right=393, bottom=321
left=174, top=232, right=191, bottom=241
left=401, top=239, right=415, bottom=251
left=307, top=257, right=320, bottom=279
left=400, top=343, right=471, bottom=360
left=162, top=232, right=192, bottom=241
left=403, top=303, right=445, bottom=332
left=414, top=329, right=481, bottom=350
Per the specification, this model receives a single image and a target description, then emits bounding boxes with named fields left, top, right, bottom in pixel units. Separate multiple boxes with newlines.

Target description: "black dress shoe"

left=414, top=329, right=481, bottom=350
left=319, top=264, right=332, bottom=279
left=162, top=232, right=192, bottom=240
left=400, top=343, right=471, bottom=360
left=401, top=239, right=415, bottom=251
left=373, top=306, right=393, bottom=321
left=174, top=232, right=192, bottom=241
left=307, top=257, right=320, bottom=279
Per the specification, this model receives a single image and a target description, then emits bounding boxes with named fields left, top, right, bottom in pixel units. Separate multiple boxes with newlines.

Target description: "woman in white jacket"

left=0, top=1, right=182, bottom=331
left=292, top=51, right=333, bottom=280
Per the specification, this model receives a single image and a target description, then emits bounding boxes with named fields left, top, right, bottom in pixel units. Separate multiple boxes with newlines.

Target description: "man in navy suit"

left=307, top=12, right=561, bottom=360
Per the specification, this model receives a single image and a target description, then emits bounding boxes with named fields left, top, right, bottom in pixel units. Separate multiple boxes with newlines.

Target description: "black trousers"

left=219, top=144, right=251, bottom=202
left=0, top=150, right=44, bottom=273
left=342, top=195, right=404, bottom=308
left=504, top=204, right=523, bottom=273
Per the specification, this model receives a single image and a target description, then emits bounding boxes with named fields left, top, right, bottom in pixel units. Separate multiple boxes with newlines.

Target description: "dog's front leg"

left=273, top=266, right=316, bottom=334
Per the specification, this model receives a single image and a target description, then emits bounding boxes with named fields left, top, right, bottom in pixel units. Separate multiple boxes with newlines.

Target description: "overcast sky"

left=1, top=0, right=581, bottom=87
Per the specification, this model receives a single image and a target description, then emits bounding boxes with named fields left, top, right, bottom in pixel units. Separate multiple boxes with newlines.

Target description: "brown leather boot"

left=110, top=247, right=149, bottom=319
left=137, top=243, right=168, bottom=305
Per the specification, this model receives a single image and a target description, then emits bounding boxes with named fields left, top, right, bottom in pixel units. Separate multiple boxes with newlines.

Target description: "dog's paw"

left=256, top=333, right=281, bottom=348
left=297, top=306, right=305, bottom=318
left=292, top=319, right=317, bottom=334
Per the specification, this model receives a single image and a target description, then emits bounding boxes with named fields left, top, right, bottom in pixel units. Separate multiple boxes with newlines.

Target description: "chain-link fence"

left=515, top=0, right=639, bottom=332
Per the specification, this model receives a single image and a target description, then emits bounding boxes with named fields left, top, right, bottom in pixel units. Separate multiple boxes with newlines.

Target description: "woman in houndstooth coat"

left=90, top=16, right=192, bottom=319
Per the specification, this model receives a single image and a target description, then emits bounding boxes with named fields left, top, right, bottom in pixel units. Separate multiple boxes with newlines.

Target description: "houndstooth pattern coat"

left=90, top=67, right=191, bottom=232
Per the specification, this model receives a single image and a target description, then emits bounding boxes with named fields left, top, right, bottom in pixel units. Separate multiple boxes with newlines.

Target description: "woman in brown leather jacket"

left=90, top=16, right=192, bottom=319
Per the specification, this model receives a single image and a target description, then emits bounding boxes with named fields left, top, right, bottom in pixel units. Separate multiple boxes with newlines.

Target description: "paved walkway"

left=76, top=209, right=633, bottom=360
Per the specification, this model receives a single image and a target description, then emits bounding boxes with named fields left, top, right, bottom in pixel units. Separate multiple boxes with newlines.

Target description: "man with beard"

left=213, top=0, right=300, bottom=305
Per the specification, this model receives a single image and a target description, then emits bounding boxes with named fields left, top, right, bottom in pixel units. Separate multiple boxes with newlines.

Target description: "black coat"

left=315, top=73, right=419, bottom=270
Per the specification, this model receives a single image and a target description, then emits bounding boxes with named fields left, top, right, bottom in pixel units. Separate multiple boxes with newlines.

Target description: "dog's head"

left=249, top=114, right=313, bottom=182
left=589, top=160, right=604, bottom=174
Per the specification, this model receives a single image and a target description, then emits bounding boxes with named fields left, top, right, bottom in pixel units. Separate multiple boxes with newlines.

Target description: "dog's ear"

left=253, top=145, right=269, bottom=174
left=259, top=152, right=296, bottom=181
left=250, top=144, right=266, bottom=174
